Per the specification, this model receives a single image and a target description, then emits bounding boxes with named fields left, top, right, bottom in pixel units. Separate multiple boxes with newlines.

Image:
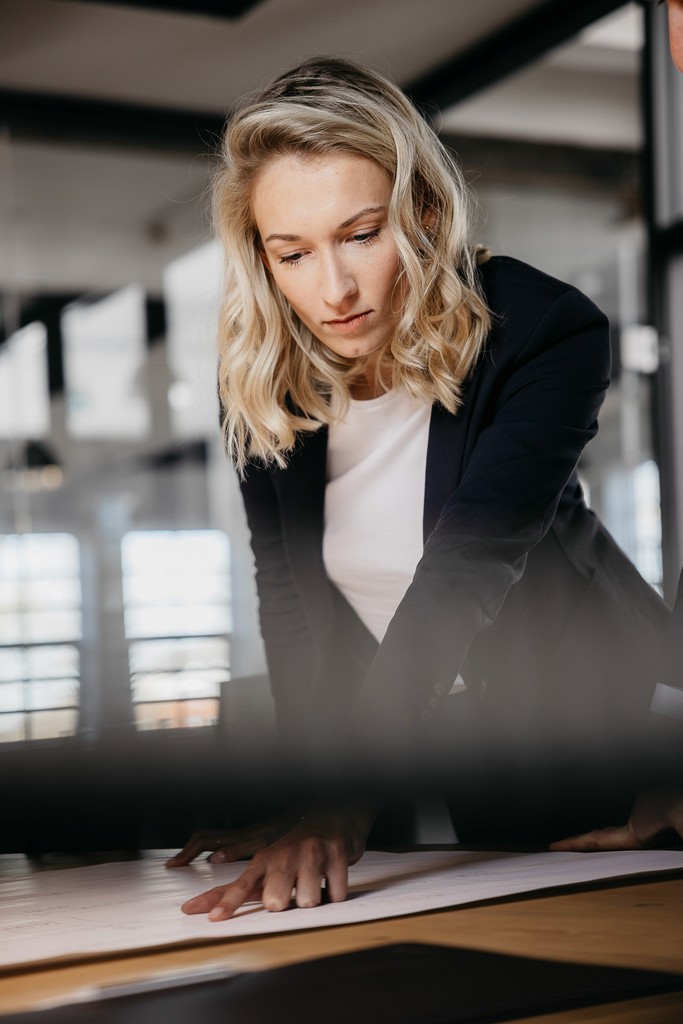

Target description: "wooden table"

left=1, top=852, right=682, bottom=1022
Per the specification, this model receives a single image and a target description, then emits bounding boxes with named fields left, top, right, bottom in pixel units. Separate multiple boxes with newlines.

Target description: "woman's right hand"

left=180, top=801, right=375, bottom=920
left=165, top=809, right=304, bottom=868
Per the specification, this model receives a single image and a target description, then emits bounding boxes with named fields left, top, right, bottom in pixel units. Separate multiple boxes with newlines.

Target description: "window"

left=62, top=286, right=150, bottom=439
left=0, top=322, right=50, bottom=440
left=163, top=240, right=221, bottom=437
left=0, top=533, right=81, bottom=742
left=121, top=530, right=230, bottom=730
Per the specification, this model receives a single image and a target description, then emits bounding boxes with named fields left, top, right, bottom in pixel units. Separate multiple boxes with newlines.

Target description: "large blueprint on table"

left=2, top=848, right=683, bottom=970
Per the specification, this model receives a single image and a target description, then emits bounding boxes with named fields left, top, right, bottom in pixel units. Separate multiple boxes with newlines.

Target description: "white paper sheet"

left=2, top=848, right=682, bottom=970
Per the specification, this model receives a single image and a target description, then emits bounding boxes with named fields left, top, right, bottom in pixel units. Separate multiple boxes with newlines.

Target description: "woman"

left=170, top=57, right=669, bottom=920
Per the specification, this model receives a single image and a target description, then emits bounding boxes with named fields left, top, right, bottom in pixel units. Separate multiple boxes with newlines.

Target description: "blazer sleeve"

left=239, top=463, right=320, bottom=741
left=351, top=284, right=611, bottom=740
left=651, top=569, right=683, bottom=721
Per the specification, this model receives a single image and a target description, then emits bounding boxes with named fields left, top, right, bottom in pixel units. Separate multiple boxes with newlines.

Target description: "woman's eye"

left=352, top=228, right=381, bottom=245
left=278, top=251, right=305, bottom=266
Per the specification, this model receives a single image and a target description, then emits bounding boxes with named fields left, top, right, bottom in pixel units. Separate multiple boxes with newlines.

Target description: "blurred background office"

left=0, top=0, right=681, bottom=849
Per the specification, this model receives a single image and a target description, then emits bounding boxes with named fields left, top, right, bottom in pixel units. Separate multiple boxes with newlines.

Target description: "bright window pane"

left=0, top=322, right=50, bottom=439
left=27, top=646, right=80, bottom=680
left=0, top=611, right=82, bottom=645
left=0, top=582, right=19, bottom=610
left=121, top=531, right=231, bottom=642
left=121, top=530, right=229, bottom=576
left=0, top=533, right=80, bottom=580
left=122, top=573, right=230, bottom=607
left=26, top=680, right=79, bottom=711
left=0, top=579, right=82, bottom=610
left=0, top=679, right=80, bottom=712
left=0, top=646, right=79, bottom=683
left=0, top=685, right=24, bottom=713
left=0, top=533, right=81, bottom=742
left=124, top=605, right=231, bottom=640
left=0, top=649, right=24, bottom=682
left=163, top=240, right=221, bottom=437
left=30, top=709, right=78, bottom=739
left=121, top=530, right=230, bottom=730
left=129, top=637, right=229, bottom=674
left=62, top=286, right=150, bottom=439
left=0, top=714, right=26, bottom=742
left=134, top=699, right=219, bottom=731
left=132, top=669, right=225, bottom=703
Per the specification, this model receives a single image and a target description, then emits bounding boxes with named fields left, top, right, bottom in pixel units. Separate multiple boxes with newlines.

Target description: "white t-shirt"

left=323, top=388, right=432, bottom=643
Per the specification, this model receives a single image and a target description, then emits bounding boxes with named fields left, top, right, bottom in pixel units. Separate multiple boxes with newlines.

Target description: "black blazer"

left=239, top=257, right=668, bottom=750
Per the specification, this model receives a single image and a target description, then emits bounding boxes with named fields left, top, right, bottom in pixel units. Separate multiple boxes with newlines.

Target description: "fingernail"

left=209, top=907, right=228, bottom=922
left=210, top=851, right=226, bottom=863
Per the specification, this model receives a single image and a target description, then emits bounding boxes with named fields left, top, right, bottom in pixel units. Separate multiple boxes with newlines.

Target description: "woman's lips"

left=323, top=310, right=372, bottom=334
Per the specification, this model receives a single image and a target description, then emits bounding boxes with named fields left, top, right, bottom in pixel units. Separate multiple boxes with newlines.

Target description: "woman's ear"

left=421, top=208, right=437, bottom=233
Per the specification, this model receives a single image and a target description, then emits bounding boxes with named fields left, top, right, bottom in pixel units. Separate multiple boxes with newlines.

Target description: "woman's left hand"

left=550, top=789, right=683, bottom=851
left=180, top=802, right=375, bottom=921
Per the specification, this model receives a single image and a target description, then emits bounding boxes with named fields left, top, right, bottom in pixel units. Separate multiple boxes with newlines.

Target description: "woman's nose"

left=320, top=253, right=358, bottom=309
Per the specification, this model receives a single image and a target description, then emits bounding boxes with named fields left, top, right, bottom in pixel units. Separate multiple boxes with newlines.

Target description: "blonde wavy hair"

left=215, top=56, right=491, bottom=473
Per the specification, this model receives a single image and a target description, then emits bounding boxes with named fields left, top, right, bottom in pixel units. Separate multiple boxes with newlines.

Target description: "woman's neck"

left=349, top=355, right=390, bottom=401
left=349, top=379, right=386, bottom=401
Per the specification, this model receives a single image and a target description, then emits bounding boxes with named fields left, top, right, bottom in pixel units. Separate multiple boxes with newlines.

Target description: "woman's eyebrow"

left=264, top=206, right=387, bottom=244
left=338, top=205, right=386, bottom=228
left=264, top=231, right=301, bottom=243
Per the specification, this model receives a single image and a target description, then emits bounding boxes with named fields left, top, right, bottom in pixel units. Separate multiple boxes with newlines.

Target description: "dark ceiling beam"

left=406, top=0, right=629, bottom=114
left=0, top=88, right=226, bottom=151
left=70, top=0, right=262, bottom=18
left=0, top=0, right=631, bottom=151
left=443, top=134, right=640, bottom=190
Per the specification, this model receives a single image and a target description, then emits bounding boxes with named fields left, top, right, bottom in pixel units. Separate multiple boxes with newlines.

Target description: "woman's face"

left=252, top=152, right=404, bottom=364
left=670, top=0, right=683, bottom=71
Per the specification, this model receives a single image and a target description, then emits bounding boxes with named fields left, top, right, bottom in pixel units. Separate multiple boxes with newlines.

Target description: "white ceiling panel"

left=439, top=4, right=642, bottom=152
left=0, top=0, right=545, bottom=110
left=0, top=1, right=642, bottom=296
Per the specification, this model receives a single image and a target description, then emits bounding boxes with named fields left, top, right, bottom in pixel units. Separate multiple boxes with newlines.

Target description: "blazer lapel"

left=272, top=425, right=335, bottom=642
left=423, top=401, right=469, bottom=542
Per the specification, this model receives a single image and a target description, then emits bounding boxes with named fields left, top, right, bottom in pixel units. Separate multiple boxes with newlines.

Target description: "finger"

left=293, top=861, right=324, bottom=909
left=166, top=832, right=227, bottom=867
left=324, top=853, right=349, bottom=903
left=261, top=864, right=297, bottom=913
left=207, top=834, right=267, bottom=864
left=166, top=837, right=210, bottom=867
left=207, top=849, right=230, bottom=864
left=208, top=866, right=265, bottom=921
left=285, top=837, right=325, bottom=909
left=181, top=884, right=235, bottom=915
left=549, top=825, right=642, bottom=852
